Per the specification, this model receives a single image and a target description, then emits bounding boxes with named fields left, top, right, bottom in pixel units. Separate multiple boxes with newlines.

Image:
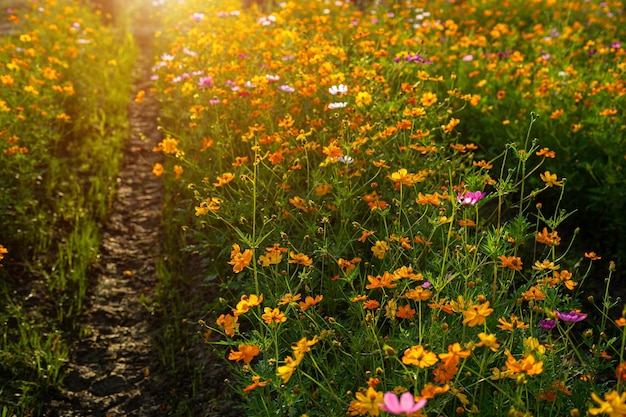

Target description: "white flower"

left=328, top=84, right=348, bottom=95
left=328, top=102, right=347, bottom=109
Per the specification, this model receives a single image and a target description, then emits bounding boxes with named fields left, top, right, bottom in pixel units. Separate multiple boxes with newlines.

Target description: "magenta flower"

left=456, top=191, right=486, bottom=206
left=540, top=319, right=557, bottom=329
left=555, top=310, right=587, bottom=322
left=379, top=391, right=427, bottom=415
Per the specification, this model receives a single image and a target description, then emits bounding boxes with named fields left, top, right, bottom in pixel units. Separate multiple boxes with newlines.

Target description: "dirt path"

left=50, top=33, right=167, bottom=417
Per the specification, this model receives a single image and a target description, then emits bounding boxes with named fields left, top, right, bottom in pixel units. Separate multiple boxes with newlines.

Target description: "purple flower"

left=278, top=84, right=295, bottom=93
left=540, top=319, right=556, bottom=329
left=555, top=310, right=587, bottom=323
left=456, top=191, right=486, bottom=206
left=394, top=54, right=432, bottom=64
left=379, top=391, right=427, bottom=415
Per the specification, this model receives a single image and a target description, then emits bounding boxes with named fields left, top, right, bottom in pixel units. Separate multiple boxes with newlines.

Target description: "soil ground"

left=42, top=21, right=239, bottom=417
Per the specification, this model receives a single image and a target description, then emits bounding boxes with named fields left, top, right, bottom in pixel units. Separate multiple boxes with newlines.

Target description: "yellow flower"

left=539, top=171, right=563, bottom=187
left=462, top=301, right=494, bottom=327
left=0, top=244, right=7, bottom=262
left=476, top=332, right=500, bottom=352
left=371, top=240, right=389, bottom=259
left=402, top=345, right=438, bottom=368
left=277, top=355, right=300, bottom=383
left=355, top=91, right=373, bottom=107
left=532, top=260, right=560, bottom=271
left=589, top=390, right=626, bottom=416
left=348, top=386, right=384, bottom=416
left=420, top=91, right=438, bottom=107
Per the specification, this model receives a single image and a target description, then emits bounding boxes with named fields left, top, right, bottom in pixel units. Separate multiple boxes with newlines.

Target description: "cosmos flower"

left=379, top=391, right=427, bottom=415
left=555, top=310, right=587, bottom=322
left=456, top=190, right=486, bottom=206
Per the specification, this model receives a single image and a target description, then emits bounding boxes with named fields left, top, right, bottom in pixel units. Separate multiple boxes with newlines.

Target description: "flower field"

left=0, top=0, right=137, bottom=413
left=1, top=0, right=626, bottom=415
left=150, top=0, right=626, bottom=416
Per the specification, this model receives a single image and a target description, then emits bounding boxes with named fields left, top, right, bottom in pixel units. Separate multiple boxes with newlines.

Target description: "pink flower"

left=379, top=391, right=427, bottom=415
left=456, top=190, right=486, bottom=206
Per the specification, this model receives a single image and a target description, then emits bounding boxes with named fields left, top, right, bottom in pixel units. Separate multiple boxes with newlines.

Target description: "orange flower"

left=442, top=118, right=460, bottom=134
left=152, top=162, right=164, bottom=176
left=258, top=243, right=288, bottom=267
left=357, top=230, right=375, bottom=243
left=402, top=345, right=438, bottom=368
left=554, top=270, right=577, bottom=290
left=405, top=287, right=433, bottom=302
left=536, top=147, right=556, bottom=158
left=233, top=294, right=263, bottom=316
left=389, top=168, right=419, bottom=187
left=498, top=255, right=523, bottom=271
left=243, top=375, right=269, bottom=392
left=228, top=244, right=253, bottom=273
left=585, top=252, right=602, bottom=261
left=433, top=361, right=458, bottom=384
left=521, top=284, right=546, bottom=301
left=298, top=295, right=323, bottom=311
left=366, top=272, right=397, bottom=289
left=536, top=227, right=561, bottom=246
left=213, top=172, right=235, bottom=187
left=314, top=183, right=333, bottom=196
left=439, top=343, right=471, bottom=366
left=153, top=137, right=182, bottom=155
left=288, top=252, right=313, bottom=266
left=416, top=192, right=444, bottom=206
left=0, top=244, right=7, bottom=262
left=278, top=293, right=301, bottom=306
left=262, top=307, right=287, bottom=324
left=338, top=257, right=362, bottom=273
left=505, top=351, right=543, bottom=376
left=363, top=299, right=381, bottom=310
left=497, top=315, right=529, bottom=332
left=228, top=344, right=260, bottom=364
left=396, top=304, right=416, bottom=319
left=393, top=265, right=423, bottom=281
left=420, top=92, right=438, bottom=107
left=421, top=383, right=450, bottom=399
left=216, top=313, right=238, bottom=337
left=616, top=363, right=626, bottom=382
